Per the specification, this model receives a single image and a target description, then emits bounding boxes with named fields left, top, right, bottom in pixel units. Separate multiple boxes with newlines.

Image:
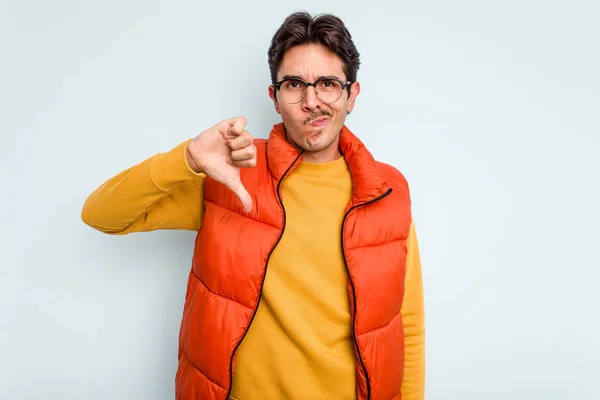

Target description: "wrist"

left=185, top=143, right=203, bottom=174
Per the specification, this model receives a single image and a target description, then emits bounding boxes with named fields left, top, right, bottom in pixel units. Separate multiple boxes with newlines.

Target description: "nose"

left=302, top=85, right=321, bottom=111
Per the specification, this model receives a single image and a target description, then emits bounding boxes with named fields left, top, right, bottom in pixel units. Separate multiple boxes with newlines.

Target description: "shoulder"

left=376, top=161, right=410, bottom=195
left=254, top=138, right=268, bottom=152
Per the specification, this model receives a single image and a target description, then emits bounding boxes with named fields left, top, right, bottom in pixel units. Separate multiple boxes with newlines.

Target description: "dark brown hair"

left=267, top=12, right=360, bottom=85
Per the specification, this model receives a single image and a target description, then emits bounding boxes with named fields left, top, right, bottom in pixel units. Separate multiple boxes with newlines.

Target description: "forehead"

left=277, top=43, right=346, bottom=81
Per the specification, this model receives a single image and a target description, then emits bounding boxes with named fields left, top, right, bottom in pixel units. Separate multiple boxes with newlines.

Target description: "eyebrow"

left=280, top=74, right=343, bottom=81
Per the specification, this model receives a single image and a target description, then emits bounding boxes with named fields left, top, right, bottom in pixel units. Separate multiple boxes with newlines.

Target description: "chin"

left=304, top=129, right=326, bottom=146
left=287, top=120, right=338, bottom=152
left=305, top=132, right=337, bottom=152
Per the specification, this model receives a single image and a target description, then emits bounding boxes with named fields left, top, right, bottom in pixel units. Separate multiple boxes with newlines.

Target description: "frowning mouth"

left=310, top=117, right=329, bottom=127
left=304, top=111, right=331, bottom=125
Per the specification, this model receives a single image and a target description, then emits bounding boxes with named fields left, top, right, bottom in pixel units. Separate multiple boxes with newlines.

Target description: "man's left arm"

left=400, top=220, right=425, bottom=399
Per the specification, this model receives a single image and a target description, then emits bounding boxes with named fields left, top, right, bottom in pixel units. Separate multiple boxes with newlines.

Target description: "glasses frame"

left=273, top=77, right=353, bottom=104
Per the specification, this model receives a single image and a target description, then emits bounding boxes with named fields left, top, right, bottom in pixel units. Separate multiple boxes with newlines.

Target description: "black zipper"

left=225, top=152, right=303, bottom=399
left=340, top=187, right=393, bottom=400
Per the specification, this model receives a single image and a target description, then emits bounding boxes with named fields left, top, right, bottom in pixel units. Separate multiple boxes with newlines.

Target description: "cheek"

left=331, top=104, right=347, bottom=122
left=280, top=106, right=302, bottom=125
left=329, top=98, right=347, bottom=114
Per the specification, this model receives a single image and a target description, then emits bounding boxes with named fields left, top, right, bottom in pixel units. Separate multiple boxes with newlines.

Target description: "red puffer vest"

left=175, top=123, right=412, bottom=400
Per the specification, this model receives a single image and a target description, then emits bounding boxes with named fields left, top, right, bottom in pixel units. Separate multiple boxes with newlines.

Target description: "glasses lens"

left=279, top=79, right=306, bottom=104
left=315, top=79, right=343, bottom=103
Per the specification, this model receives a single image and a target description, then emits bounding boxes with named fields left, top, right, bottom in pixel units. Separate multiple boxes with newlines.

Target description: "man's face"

left=269, top=43, right=360, bottom=163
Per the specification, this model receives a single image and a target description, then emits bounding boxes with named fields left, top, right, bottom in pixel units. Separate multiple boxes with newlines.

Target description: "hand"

left=186, top=117, right=257, bottom=212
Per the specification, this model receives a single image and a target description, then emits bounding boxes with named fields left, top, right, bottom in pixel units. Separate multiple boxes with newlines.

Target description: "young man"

left=82, top=12, right=425, bottom=400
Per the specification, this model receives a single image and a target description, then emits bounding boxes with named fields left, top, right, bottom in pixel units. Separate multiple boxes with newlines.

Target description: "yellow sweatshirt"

left=82, top=139, right=425, bottom=399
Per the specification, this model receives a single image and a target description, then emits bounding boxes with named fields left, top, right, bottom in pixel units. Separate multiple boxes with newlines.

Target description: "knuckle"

left=241, top=132, right=252, bottom=144
left=231, top=139, right=244, bottom=150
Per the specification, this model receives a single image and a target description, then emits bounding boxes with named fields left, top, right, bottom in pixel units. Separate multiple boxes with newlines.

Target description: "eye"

left=284, top=80, right=303, bottom=89
left=317, top=79, right=341, bottom=91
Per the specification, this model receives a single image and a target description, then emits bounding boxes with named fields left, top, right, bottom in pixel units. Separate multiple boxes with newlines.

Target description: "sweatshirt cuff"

left=150, top=139, right=205, bottom=192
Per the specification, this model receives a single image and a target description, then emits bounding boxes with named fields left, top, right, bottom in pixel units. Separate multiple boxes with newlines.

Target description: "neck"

left=302, top=146, right=342, bottom=163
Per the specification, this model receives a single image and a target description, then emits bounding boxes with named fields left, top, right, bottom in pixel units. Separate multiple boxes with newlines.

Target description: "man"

left=82, top=11, right=425, bottom=400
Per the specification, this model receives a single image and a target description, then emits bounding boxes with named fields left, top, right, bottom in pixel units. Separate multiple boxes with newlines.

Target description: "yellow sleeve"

left=81, top=139, right=206, bottom=234
left=400, top=220, right=425, bottom=399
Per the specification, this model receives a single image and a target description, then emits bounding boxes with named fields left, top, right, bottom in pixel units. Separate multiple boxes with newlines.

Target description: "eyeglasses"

left=273, top=77, right=352, bottom=104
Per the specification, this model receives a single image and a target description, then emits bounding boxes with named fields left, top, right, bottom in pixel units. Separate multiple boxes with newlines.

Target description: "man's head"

left=267, top=12, right=361, bottom=163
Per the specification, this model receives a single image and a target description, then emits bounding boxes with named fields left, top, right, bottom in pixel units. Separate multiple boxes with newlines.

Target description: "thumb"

left=225, top=116, right=247, bottom=139
left=224, top=179, right=253, bottom=213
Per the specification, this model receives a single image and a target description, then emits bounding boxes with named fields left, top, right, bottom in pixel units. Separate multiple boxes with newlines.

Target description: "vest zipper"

left=226, top=152, right=303, bottom=400
left=340, top=187, right=393, bottom=400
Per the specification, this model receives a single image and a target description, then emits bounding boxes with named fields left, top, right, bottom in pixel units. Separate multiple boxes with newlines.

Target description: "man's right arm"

left=81, top=139, right=206, bottom=234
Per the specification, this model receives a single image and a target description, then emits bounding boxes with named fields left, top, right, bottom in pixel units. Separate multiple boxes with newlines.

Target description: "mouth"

left=310, top=117, right=329, bottom=128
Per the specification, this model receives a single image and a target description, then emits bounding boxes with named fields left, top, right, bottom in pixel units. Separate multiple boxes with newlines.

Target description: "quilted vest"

left=175, top=123, right=412, bottom=400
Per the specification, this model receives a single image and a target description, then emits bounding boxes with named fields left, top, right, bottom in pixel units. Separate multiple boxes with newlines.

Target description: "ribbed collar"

left=293, top=156, right=348, bottom=178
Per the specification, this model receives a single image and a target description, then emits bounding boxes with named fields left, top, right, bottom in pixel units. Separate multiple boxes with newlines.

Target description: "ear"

left=268, top=85, right=281, bottom=114
left=346, top=81, right=361, bottom=114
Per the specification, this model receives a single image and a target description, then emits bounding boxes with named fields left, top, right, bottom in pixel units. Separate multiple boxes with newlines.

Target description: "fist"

left=186, top=117, right=257, bottom=212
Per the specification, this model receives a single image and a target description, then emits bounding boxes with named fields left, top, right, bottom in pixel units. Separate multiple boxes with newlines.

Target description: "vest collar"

left=266, top=122, right=390, bottom=205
